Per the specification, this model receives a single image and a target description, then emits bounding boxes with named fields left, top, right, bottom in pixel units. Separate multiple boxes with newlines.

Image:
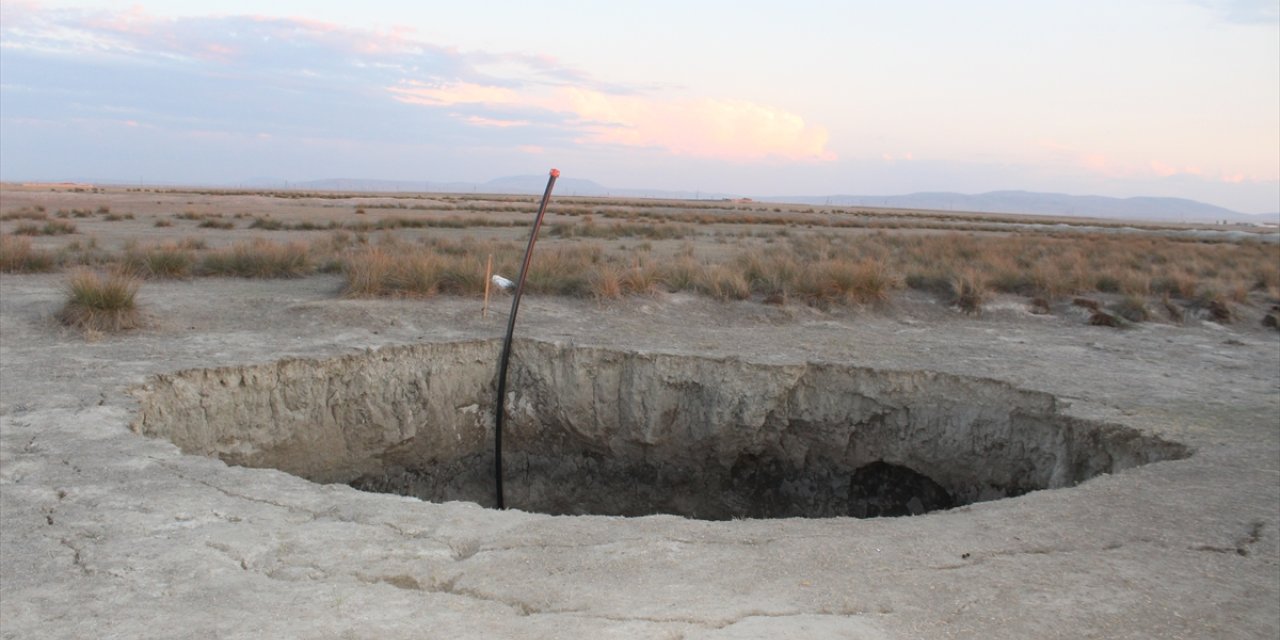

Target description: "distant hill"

left=762, top=190, right=1276, bottom=225
left=249, top=176, right=1278, bottom=225
left=286, top=175, right=735, bottom=200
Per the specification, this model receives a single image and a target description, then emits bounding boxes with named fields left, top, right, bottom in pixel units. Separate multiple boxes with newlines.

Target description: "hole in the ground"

left=131, top=340, right=1190, bottom=520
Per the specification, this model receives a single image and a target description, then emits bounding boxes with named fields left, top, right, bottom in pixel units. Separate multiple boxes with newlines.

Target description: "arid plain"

left=1, top=183, right=1278, bottom=639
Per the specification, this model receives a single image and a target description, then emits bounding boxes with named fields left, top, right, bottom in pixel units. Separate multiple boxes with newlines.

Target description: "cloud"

left=1038, top=140, right=1267, bottom=185
left=1189, top=0, right=1280, bottom=25
left=1, top=4, right=833, bottom=164
left=464, top=115, right=530, bottom=128
left=391, top=81, right=835, bottom=162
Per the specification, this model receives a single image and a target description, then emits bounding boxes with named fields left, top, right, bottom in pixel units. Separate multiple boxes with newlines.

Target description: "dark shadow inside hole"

left=349, top=454, right=962, bottom=520
left=847, top=460, right=955, bottom=518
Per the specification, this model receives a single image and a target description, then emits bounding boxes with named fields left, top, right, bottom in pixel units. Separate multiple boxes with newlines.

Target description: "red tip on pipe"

left=550, top=168, right=560, bottom=178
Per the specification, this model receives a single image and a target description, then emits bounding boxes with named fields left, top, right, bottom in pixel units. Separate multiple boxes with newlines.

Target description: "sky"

left=1, top=1, right=1277, bottom=212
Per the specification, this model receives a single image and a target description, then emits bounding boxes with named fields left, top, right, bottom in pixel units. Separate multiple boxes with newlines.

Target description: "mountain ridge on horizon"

left=274, top=175, right=1277, bottom=225
left=67, top=174, right=1277, bottom=225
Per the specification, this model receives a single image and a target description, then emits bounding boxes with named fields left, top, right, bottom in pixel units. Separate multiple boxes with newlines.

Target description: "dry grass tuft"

left=343, top=246, right=486, bottom=297
left=589, top=264, right=624, bottom=300
left=1, top=207, right=48, bottom=221
left=199, top=240, right=310, bottom=278
left=1162, top=294, right=1185, bottom=324
left=1088, top=309, right=1122, bottom=327
left=58, top=270, right=141, bottom=332
left=950, top=272, right=988, bottom=314
left=14, top=220, right=76, bottom=236
left=198, top=218, right=235, bottom=230
left=0, top=235, right=58, bottom=272
left=122, top=243, right=196, bottom=279
left=695, top=264, right=751, bottom=301
left=1263, top=305, right=1279, bottom=331
left=618, top=261, right=663, bottom=297
left=1111, top=295, right=1150, bottom=322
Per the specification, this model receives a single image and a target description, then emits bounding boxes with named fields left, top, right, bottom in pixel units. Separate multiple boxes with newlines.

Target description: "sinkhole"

left=131, top=340, right=1189, bottom=520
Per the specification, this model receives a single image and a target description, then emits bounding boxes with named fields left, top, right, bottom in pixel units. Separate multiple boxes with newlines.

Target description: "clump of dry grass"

left=1111, top=295, right=1149, bottom=322
left=1, top=207, right=49, bottom=221
left=1088, top=309, right=1122, bottom=327
left=549, top=219, right=693, bottom=240
left=13, top=220, right=76, bottom=236
left=121, top=243, right=196, bottom=279
left=950, top=271, right=988, bottom=314
left=525, top=245, right=600, bottom=296
left=199, top=240, right=310, bottom=278
left=1192, top=290, right=1234, bottom=324
left=343, top=245, right=489, bottom=297
left=57, top=270, right=141, bottom=332
left=804, top=259, right=895, bottom=305
left=1162, top=294, right=1185, bottom=324
left=618, top=260, right=663, bottom=297
left=0, top=235, right=58, bottom=272
left=695, top=264, right=751, bottom=301
left=589, top=264, right=624, bottom=300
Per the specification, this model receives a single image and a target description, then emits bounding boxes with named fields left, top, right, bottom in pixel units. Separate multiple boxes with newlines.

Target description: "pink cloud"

left=392, top=82, right=521, bottom=107
left=464, top=115, right=530, bottom=128
left=390, top=81, right=835, bottom=162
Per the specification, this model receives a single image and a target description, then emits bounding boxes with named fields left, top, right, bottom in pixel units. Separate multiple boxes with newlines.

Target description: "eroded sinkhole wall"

left=130, top=340, right=1190, bottom=520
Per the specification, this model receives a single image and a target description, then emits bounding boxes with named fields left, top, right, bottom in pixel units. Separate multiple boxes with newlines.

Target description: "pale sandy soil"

left=1, top=185, right=1278, bottom=639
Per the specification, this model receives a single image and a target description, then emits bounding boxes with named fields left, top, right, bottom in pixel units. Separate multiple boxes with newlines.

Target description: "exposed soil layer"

left=132, top=340, right=1188, bottom=519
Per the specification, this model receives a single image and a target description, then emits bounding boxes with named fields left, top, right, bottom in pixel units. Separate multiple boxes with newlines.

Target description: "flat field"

left=1, top=183, right=1278, bottom=639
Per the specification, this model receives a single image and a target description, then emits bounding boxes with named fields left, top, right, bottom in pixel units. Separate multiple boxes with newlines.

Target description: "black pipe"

left=494, top=168, right=559, bottom=510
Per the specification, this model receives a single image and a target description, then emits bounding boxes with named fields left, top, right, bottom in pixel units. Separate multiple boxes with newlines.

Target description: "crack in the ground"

left=928, top=539, right=1140, bottom=569
left=156, top=461, right=321, bottom=518
left=1191, top=520, right=1266, bottom=557
left=355, top=571, right=555, bottom=616
left=549, top=609, right=855, bottom=630
left=58, top=537, right=92, bottom=576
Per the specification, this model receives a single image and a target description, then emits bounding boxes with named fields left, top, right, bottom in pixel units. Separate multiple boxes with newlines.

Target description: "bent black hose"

left=494, top=168, right=559, bottom=510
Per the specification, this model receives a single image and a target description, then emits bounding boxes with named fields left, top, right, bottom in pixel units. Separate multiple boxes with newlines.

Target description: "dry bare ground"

left=1, top=182, right=1278, bottom=639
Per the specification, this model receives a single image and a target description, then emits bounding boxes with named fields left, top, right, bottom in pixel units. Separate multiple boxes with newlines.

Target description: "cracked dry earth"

left=1, top=273, right=1278, bottom=639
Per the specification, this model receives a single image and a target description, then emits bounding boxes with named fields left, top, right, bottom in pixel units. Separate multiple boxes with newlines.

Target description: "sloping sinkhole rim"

left=127, top=338, right=1194, bottom=521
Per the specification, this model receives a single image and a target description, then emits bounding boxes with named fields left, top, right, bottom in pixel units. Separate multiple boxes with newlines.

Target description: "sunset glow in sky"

left=1, top=0, right=1277, bottom=211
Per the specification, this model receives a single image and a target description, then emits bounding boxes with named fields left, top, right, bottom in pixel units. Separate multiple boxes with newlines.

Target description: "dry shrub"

left=733, top=249, right=802, bottom=298
left=343, top=246, right=399, bottom=296
left=14, top=220, right=76, bottom=236
left=951, top=272, right=988, bottom=314
left=199, top=240, right=310, bottom=278
left=1263, top=305, right=1279, bottom=331
left=1162, top=294, right=1185, bottom=324
left=590, top=264, right=624, bottom=300
left=0, top=235, right=57, bottom=272
left=618, top=261, right=663, bottom=296
left=1088, top=309, right=1122, bottom=327
left=659, top=257, right=703, bottom=292
left=1151, top=274, right=1198, bottom=299
left=121, top=243, right=196, bottom=279
left=343, top=245, right=492, bottom=298
left=58, top=270, right=141, bottom=332
left=1111, top=295, right=1149, bottom=322
left=696, top=264, right=750, bottom=301
left=1, top=208, right=48, bottom=221
left=526, top=245, right=600, bottom=296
